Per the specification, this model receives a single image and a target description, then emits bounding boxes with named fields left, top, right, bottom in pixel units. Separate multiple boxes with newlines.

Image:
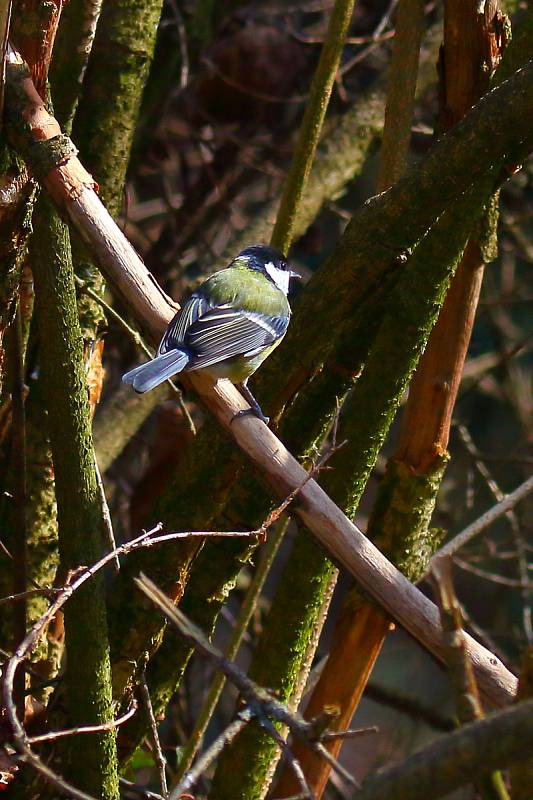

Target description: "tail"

left=122, top=350, right=190, bottom=393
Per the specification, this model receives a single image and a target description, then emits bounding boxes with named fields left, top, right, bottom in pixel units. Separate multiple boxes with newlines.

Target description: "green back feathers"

left=201, top=267, right=290, bottom=317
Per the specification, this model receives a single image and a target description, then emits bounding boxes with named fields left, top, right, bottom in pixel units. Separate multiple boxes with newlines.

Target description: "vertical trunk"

left=31, top=193, right=120, bottom=799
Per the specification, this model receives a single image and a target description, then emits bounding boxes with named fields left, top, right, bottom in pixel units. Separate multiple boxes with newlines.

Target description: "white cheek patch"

left=265, top=262, right=290, bottom=294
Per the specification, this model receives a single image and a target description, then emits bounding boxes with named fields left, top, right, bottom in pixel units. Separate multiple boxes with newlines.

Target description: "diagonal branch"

left=136, top=574, right=362, bottom=795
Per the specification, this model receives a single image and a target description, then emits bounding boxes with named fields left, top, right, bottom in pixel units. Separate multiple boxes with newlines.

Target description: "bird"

left=122, top=245, right=300, bottom=423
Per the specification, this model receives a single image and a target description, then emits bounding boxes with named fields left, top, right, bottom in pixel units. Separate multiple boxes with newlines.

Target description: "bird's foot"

left=231, top=406, right=270, bottom=425
left=232, top=382, right=270, bottom=425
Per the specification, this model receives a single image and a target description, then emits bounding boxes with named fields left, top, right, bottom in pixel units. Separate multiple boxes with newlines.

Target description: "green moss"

left=71, top=0, right=164, bottom=217
left=0, top=143, right=34, bottom=354
left=325, top=182, right=492, bottom=519
left=31, top=194, right=119, bottom=799
left=369, top=457, right=448, bottom=581
left=209, top=534, right=336, bottom=800
left=19, top=391, right=60, bottom=675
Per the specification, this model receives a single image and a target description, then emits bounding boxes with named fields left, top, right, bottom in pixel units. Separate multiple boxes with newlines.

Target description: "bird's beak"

left=289, top=270, right=302, bottom=280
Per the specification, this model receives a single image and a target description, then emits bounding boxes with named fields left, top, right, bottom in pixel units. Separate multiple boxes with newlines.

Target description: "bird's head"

left=233, top=245, right=300, bottom=294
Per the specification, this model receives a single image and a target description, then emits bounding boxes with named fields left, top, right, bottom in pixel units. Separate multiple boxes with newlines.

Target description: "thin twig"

left=259, top=716, right=315, bottom=800
left=172, top=519, right=288, bottom=783
left=0, top=0, right=11, bottom=121
left=0, top=587, right=60, bottom=606
left=426, top=473, right=533, bottom=573
left=1, top=525, right=257, bottom=798
left=453, top=556, right=533, bottom=589
left=26, top=701, right=138, bottom=744
left=169, top=708, right=254, bottom=800
left=201, top=56, right=309, bottom=104
left=310, top=740, right=359, bottom=789
left=286, top=23, right=394, bottom=46
left=139, top=674, right=168, bottom=796
left=339, top=0, right=398, bottom=76
left=75, top=274, right=151, bottom=357
left=457, top=423, right=532, bottom=643
left=168, top=0, right=189, bottom=89
left=13, top=752, right=97, bottom=800
left=94, top=449, right=120, bottom=573
left=320, top=725, right=378, bottom=741
left=119, top=777, right=165, bottom=800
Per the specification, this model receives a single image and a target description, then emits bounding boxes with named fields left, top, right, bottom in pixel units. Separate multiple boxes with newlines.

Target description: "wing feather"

left=158, top=295, right=211, bottom=354
left=157, top=288, right=288, bottom=373
left=186, top=308, right=288, bottom=371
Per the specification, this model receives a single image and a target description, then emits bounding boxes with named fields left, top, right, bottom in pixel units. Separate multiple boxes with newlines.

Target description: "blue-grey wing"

left=185, top=307, right=288, bottom=371
left=158, top=294, right=210, bottom=355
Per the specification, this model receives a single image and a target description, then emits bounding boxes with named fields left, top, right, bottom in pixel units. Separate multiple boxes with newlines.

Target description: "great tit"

left=122, top=245, right=300, bottom=422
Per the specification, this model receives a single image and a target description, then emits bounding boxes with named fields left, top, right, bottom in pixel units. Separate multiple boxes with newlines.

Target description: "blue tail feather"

left=122, top=350, right=189, bottom=393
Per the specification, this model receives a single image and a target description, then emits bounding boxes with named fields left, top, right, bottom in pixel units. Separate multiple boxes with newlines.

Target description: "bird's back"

left=199, top=267, right=291, bottom=317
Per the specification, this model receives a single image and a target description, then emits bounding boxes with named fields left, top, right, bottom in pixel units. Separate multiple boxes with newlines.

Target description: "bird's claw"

left=231, top=407, right=270, bottom=425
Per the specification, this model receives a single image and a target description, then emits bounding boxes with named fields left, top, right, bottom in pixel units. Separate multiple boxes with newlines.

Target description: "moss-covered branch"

left=208, top=175, right=492, bottom=800
left=30, top=193, right=119, bottom=799
left=270, top=0, right=355, bottom=253
left=68, top=0, right=164, bottom=339
left=277, top=5, right=508, bottom=794
left=71, top=0, right=164, bottom=217
left=93, top=382, right=168, bottom=472
left=511, top=648, right=533, bottom=798
left=0, top=5, right=62, bottom=694
left=50, top=0, right=103, bottom=131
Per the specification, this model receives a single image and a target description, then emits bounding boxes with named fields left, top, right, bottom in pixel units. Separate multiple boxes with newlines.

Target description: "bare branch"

left=136, top=575, right=364, bottom=791
left=426, top=473, right=533, bottom=572
left=1, top=525, right=257, bottom=797
left=258, top=717, right=316, bottom=800
left=169, top=709, right=254, bottom=800
left=320, top=726, right=378, bottom=742
left=139, top=674, right=168, bottom=796
left=94, top=449, right=120, bottom=573
left=26, top=701, right=138, bottom=745
left=0, top=587, right=60, bottom=606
